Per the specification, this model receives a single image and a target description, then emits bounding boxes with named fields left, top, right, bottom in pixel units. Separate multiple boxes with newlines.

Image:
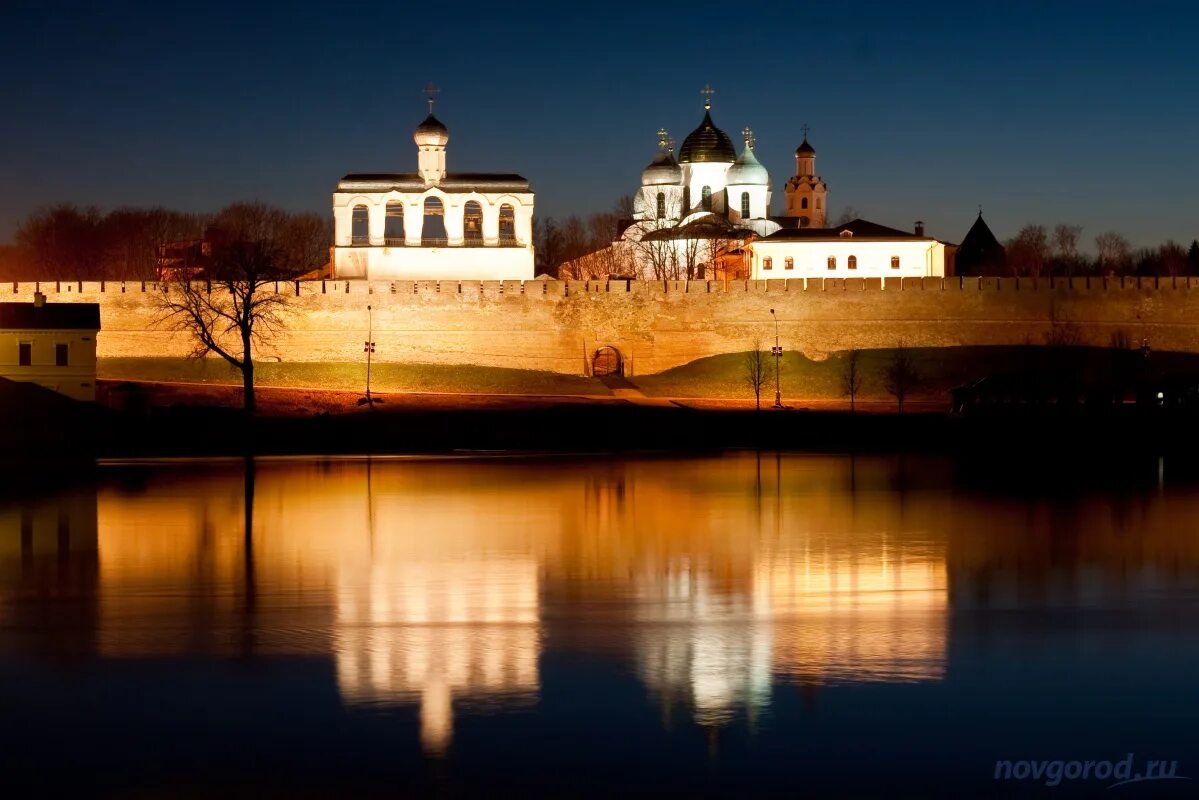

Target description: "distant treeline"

left=969, top=223, right=1199, bottom=278
left=2, top=203, right=331, bottom=281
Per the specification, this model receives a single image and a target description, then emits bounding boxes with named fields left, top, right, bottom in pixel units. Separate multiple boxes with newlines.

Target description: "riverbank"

left=6, top=376, right=1198, bottom=464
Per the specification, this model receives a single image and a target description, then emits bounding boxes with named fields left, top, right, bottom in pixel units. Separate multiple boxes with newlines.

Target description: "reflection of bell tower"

left=782, top=126, right=828, bottom=227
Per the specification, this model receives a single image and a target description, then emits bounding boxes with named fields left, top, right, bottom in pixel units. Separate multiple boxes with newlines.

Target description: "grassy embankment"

left=100, top=358, right=612, bottom=396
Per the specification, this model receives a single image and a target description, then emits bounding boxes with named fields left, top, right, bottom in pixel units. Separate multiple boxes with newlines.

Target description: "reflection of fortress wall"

left=13, top=278, right=1199, bottom=376
left=0, top=487, right=99, bottom=660
left=947, top=491, right=1199, bottom=610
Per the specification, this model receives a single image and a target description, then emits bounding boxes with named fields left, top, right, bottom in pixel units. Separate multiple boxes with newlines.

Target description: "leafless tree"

left=157, top=241, right=291, bottom=414
left=1095, top=231, right=1132, bottom=274
left=833, top=206, right=861, bottom=226
left=885, top=342, right=920, bottom=414
left=744, top=337, right=769, bottom=410
left=1160, top=240, right=1188, bottom=277
left=1006, top=225, right=1050, bottom=277
left=841, top=348, right=863, bottom=412
left=1052, top=224, right=1083, bottom=274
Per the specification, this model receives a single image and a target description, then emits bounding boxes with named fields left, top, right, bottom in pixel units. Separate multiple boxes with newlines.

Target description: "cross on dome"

left=742, top=127, right=755, bottom=148
left=700, top=84, right=714, bottom=110
left=657, top=128, right=672, bottom=151
left=801, top=123, right=810, bottom=138
left=424, top=81, right=440, bottom=114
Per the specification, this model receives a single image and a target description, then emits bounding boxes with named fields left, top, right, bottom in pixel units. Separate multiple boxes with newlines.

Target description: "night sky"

left=2, top=0, right=1197, bottom=249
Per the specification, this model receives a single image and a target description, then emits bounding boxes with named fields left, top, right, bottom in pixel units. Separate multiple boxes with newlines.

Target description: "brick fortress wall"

left=3, top=277, right=1198, bottom=376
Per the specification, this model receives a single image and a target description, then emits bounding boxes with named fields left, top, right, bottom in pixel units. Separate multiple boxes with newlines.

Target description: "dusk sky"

left=2, top=0, right=1197, bottom=250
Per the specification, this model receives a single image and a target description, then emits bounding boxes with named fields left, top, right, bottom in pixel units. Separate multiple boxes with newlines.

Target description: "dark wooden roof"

left=337, top=173, right=530, bottom=193
left=0, top=302, right=100, bottom=330
left=955, top=214, right=1006, bottom=275
left=762, top=219, right=934, bottom=241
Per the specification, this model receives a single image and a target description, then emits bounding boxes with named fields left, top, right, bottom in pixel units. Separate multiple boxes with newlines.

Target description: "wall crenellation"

left=5, top=278, right=1199, bottom=377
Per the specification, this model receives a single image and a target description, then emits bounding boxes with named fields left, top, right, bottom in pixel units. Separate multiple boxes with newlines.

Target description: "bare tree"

left=833, top=206, right=861, bottom=226
left=744, top=337, right=769, bottom=410
left=885, top=342, right=920, bottom=414
left=1160, top=240, right=1188, bottom=277
left=841, top=348, right=863, bottom=412
left=157, top=241, right=291, bottom=414
left=1052, top=224, right=1083, bottom=275
left=1006, top=225, right=1050, bottom=277
left=1095, top=231, right=1132, bottom=274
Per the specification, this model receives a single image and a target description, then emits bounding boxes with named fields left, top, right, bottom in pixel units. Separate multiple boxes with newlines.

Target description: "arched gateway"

left=592, top=346, right=623, bottom=377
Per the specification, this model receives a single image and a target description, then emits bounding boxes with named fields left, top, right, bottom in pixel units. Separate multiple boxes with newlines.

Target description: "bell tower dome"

left=414, top=83, right=448, bottom=185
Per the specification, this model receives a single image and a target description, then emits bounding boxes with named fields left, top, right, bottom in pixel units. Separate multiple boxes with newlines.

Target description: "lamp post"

left=770, top=308, right=783, bottom=408
left=363, top=304, right=376, bottom=406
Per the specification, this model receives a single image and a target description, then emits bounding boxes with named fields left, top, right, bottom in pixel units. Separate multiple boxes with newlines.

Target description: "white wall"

left=683, top=163, right=732, bottom=215
left=0, top=328, right=98, bottom=401
left=333, top=190, right=534, bottom=248
left=750, top=239, right=946, bottom=280
left=333, top=244, right=534, bottom=280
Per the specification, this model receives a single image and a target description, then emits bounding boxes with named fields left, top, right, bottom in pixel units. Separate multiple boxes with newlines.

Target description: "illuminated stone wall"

left=3, top=276, right=1199, bottom=376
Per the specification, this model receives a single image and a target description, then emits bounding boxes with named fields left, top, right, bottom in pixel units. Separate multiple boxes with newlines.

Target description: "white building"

left=0, top=293, right=99, bottom=401
left=331, top=98, right=535, bottom=281
left=613, top=87, right=951, bottom=281
left=749, top=220, right=951, bottom=280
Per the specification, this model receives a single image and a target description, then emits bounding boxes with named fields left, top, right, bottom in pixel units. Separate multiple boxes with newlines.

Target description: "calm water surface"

left=1, top=454, right=1197, bottom=797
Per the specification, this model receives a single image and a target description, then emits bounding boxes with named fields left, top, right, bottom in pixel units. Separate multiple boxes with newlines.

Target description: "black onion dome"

left=678, top=110, right=736, bottom=164
left=795, top=137, right=816, bottom=156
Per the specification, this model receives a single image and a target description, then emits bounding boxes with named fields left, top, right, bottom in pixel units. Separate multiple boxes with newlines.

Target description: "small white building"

left=331, top=99, right=534, bottom=281
left=748, top=220, right=953, bottom=280
left=0, top=293, right=100, bottom=401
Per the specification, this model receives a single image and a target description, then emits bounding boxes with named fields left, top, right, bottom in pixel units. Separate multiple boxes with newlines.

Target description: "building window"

left=463, top=201, right=483, bottom=244
left=351, top=205, right=369, bottom=245
left=816, top=198, right=822, bottom=210
left=421, top=197, right=447, bottom=246
left=848, top=255, right=858, bottom=270
left=763, top=257, right=772, bottom=271
left=801, top=197, right=809, bottom=210
left=827, top=257, right=836, bottom=270
left=683, top=186, right=691, bottom=212
left=18, top=342, right=31, bottom=366
left=55, top=343, right=68, bottom=367
left=785, top=257, right=794, bottom=270
left=656, top=192, right=666, bottom=219
left=384, top=201, right=404, bottom=245
left=740, top=192, right=750, bottom=219
left=701, top=186, right=712, bottom=212
left=499, top=204, right=516, bottom=243
left=891, top=256, right=900, bottom=269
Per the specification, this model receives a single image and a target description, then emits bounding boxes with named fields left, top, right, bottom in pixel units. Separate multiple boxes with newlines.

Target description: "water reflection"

left=2, top=453, right=1198, bottom=777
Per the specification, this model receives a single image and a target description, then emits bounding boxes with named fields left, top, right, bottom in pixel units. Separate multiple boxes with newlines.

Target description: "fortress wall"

left=4, top=278, right=1199, bottom=376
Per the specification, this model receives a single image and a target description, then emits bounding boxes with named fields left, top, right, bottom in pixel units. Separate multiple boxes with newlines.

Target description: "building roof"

left=0, top=301, right=101, bottom=330
left=795, top=137, right=816, bottom=156
left=760, top=219, right=934, bottom=242
left=678, top=110, right=737, bottom=164
left=337, top=172, right=531, bottom=194
left=955, top=213, right=1006, bottom=274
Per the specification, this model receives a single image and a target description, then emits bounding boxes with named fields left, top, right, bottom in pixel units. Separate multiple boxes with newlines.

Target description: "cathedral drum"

left=592, top=346, right=623, bottom=377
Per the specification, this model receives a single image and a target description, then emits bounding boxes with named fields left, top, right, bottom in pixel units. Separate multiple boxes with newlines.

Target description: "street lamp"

left=770, top=308, right=783, bottom=408
left=362, top=304, right=377, bottom=407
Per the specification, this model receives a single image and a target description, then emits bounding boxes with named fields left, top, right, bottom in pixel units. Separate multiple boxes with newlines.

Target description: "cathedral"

left=617, top=88, right=950, bottom=281
left=330, top=91, right=535, bottom=281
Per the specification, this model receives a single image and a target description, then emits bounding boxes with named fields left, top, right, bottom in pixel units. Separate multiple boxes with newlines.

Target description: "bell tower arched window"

left=499, top=204, right=516, bottom=243
left=656, top=192, right=666, bottom=219
left=463, top=201, right=483, bottom=244
left=351, top=205, right=369, bottom=245
left=384, top=201, right=404, bottom=245
left=740, top=192, right=750, bottom=219
left=421, top=197, right=447, bottom=246
left=801, top=197, right=809, bottom=210
left=701, top=186, right=712, bottom=212
left=848, top=255, right=858, bottom=270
